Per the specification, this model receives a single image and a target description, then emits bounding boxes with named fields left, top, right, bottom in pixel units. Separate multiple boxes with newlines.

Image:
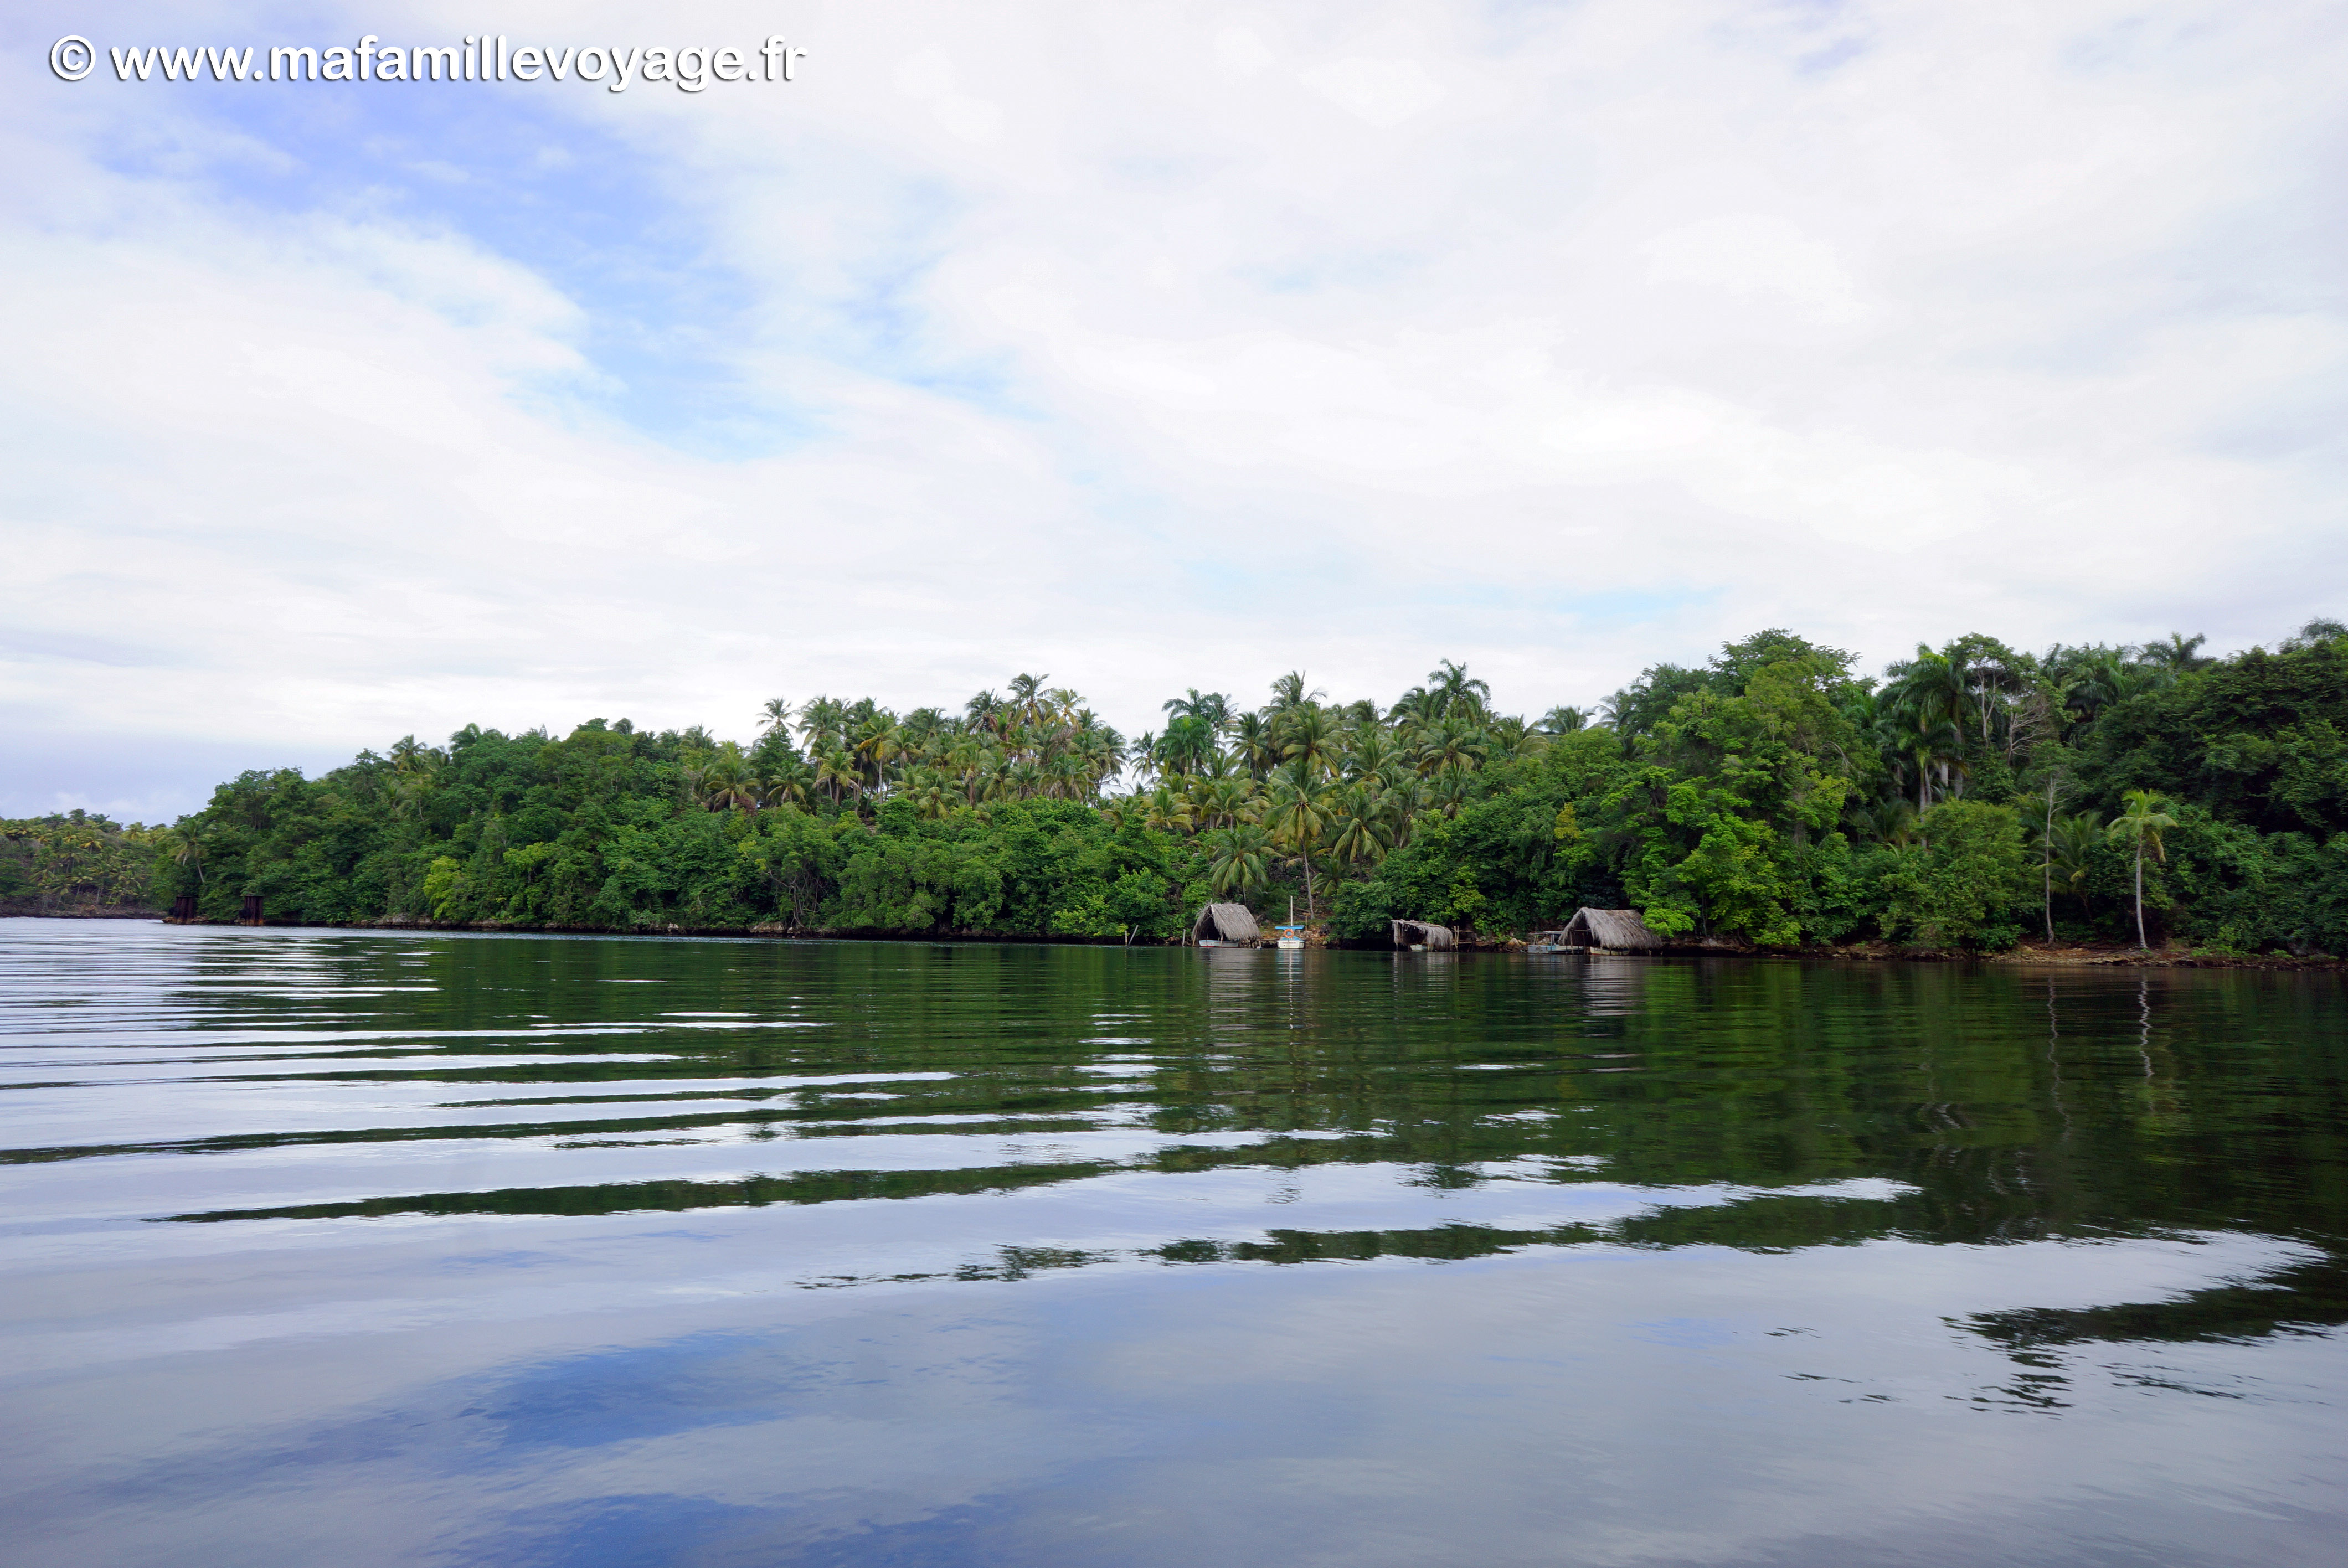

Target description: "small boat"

left=1273, top=925, right=1306, bottom=951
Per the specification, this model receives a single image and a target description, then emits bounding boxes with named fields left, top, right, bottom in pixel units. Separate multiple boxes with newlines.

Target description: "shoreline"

left=16, top=911, right=2341, bottom=971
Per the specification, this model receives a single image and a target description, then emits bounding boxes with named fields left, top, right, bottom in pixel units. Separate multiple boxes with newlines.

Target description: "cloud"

left=3, top=0, right=2345, bottom=814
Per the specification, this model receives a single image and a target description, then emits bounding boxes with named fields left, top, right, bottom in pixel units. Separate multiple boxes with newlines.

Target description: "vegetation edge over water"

left=16, top=621, right=2348, bottom=958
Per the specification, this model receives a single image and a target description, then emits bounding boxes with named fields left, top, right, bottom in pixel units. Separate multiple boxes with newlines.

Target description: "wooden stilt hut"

left=1561, top=908, right=1662, bottom=952
left=1390, top=919, right=1455, bottom=951
left=1192, top=903, right=1262, bottom=946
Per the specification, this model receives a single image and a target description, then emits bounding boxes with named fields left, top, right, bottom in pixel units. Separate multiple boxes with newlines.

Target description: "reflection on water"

left=2, top=920, right=2345, bottom=1566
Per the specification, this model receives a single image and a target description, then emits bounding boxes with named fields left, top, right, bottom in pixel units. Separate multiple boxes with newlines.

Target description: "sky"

left=3, top=0, right=2344, bottom=821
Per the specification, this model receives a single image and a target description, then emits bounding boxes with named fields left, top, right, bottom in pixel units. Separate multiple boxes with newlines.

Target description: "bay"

left=2, top=917, right=2344, bottom=1566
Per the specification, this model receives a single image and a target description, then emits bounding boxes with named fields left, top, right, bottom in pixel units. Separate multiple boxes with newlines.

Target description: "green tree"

left=1877, top=800, right=2030, bottom=949
left=1204, top=824, right=1272, bottom=900
left=2106, top=789, right=2177, bottom=948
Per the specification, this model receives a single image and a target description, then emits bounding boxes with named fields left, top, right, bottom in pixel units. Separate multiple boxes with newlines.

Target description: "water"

left=2, top=919, right=2344, bottom=1566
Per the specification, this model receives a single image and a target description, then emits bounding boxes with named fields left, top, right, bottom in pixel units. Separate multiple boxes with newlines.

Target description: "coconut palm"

left=2105, top=790, right=2176, bottom=949
left=1231, top=713, right=1280, bottom=778
left=1282, top=705, right=1343, bottom=779
left=1162, top=689, right=1232, bottom=735
left=1415, top=716, right=1490, bottom=780
left=760, top=757, right=813, bottom=810
left=1268, top=672, right=1326, bottom=713
left=697, top=746, right=760, bottom=812
left=166, top=828, right=207, bottom=885
left=1327, top=783, right=1391, bottom=868
left=1426, top=659, right=1491, bottom=720
left=1142, top=785, right=1194, bottom=835
left=1204, top=824, right=1273, bottom=899
left=1427, top=769, right=1477, bottom=818
left=813, top=747, right=861, bottom=808
left=1263, top=768, right=1332, bottom=917
left=796, top=697, right=848, bottom=757
left=903, top=769, right=955, bottom=820
left=1193, top=776, right=1255, bottom=831
left=1343, top=727, right=1402, bottom=782
left=1158, top=714, right=1219, bottom=777
left=1007, top=673, right=1051, bottom=727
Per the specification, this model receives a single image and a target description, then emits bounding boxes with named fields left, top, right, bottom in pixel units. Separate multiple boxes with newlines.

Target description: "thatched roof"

left=1391, top=919, right=1456, bottom=951
left=1193, top=903, right=1261, bottom=943
left=1563, top=908, right=1662, bottom=951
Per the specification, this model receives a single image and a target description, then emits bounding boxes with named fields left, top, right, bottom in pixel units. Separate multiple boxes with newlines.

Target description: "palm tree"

left=2280, top=618, right=2348, bottom=652
left=696, top=746, right=760, bottom=812
left=1162, top=689, right=1232, bottom=734
left=2105, top=790, right=2176, bottom=949
left=852, top=716, right=902, bottom=791
left=1269, top=672, right=1326, bottom=713
left=1192, top=776, right=1253, bottom=831
left=1328, top=783, right=1390, bottom=868
left=167, top=828, right=207, bottom=885
left=1342, top=727, right=1400, bottom=782
left=760, top=757, right=813, bottom=810
left=1263, top=770, right=1332, bottom=917
left=1883, top=645, right=1973, bottom=771
left=759, top=697, right=794, bottom=739
left=1158, top=714, right=1219, bottom=777
left=1426, top=659, right=1491, bottom=720
left=387, top=771, right=431, bottom=821
left=904, top=769, right=955, bottom=820
left=1427, top=769, right=1476, bottom=818
left=1415, top=716, right=1489, bottom=780
left=1142, top=785, right=1194, bottom=835
left=1282, top=705, right=1343, bottom=778
left=797, top=697, right=847, bottom=757
left=2138, top=632, right=2210, bottom=675
left=388, top=734, right=441, bottom=775
left=813, top=747, right=861, bottom=808
left=1007, top=673, right=1051, bottom=727
left=964, top=689, right=1005, bottom=736
left=1204, top=824, right=1272, bottom=900
left=1231, top=713, right=1280, bottom=778
left=1537, top=705, right=1588, bottom=735
left=2050, top=811, right=2102, bottom=925
left=1486, top=715, right=1537, bottom=760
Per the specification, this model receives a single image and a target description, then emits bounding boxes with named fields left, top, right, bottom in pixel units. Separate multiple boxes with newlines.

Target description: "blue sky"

left=4, top=0, right=2345, bottom=819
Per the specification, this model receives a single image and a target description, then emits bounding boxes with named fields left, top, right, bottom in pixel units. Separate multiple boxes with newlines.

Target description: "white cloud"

left=4, top=0, right=2345, bottom=813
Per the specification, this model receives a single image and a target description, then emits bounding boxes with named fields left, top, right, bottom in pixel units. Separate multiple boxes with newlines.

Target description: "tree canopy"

left=126, top=626, right=2348, bottom=955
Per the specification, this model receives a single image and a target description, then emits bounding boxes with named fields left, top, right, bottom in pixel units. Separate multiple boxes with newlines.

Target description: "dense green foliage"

left=1, top=813, right=163, bottom=915
left=133, top=620, right=2348, bottom=953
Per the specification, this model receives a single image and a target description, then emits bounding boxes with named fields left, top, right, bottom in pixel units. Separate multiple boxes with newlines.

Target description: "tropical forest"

left=30, top=621, right=2348, bottom=955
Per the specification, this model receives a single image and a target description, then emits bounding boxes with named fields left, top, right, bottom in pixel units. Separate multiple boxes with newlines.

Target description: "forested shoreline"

left=32, top=621, right=2348, bottom=956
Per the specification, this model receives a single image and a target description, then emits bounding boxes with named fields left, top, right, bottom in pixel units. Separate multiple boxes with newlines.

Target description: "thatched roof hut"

left=1390, top=919, right=1456, bottom=951
left=1192, top=903, right=1261, bottom=944
left=1563, top=908, right=1663, bottom=951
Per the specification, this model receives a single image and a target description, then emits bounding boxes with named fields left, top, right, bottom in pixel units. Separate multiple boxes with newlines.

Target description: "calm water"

left=3, top=920, right=2345, bottom=1566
